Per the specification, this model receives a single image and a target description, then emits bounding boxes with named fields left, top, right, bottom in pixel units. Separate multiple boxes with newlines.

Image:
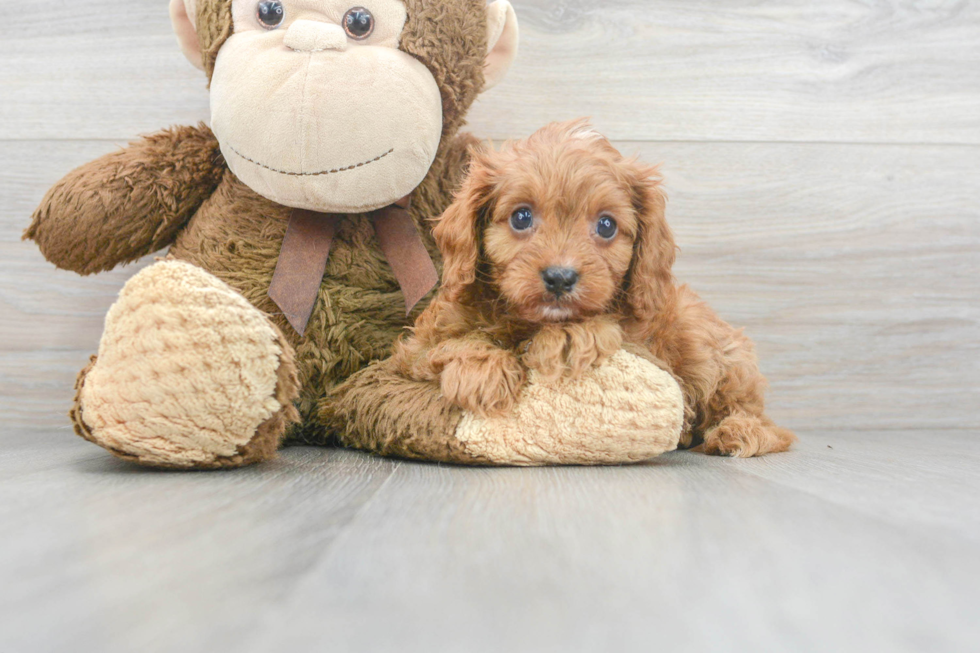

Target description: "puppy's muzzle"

left=541, top=266, right=579, bottom=298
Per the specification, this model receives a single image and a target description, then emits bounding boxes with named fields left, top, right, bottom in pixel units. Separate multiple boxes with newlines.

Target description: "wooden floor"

left=0, top=428, right=977, bottom=652
left=2, top=0, right=979, bottom=651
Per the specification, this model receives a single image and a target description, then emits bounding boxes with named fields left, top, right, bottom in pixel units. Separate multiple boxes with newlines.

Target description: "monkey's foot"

left=72, top=260, right=300, bottom=469
left=329, top=349, right=684, bottom=466
left=454, top=350, right=684, bottom=465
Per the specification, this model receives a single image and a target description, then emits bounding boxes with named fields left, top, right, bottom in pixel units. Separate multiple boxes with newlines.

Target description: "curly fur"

left=393, top=120, right=796, bottom=457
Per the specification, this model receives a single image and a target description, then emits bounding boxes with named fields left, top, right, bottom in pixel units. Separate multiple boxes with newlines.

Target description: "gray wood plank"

left=3, top=140, right=977, bottom=431
left=2, top=0, right=979, bottom=143
left=477, top=0, right=980, bottom=144
left=0, top=434, right=400, bottom=653
left=243, top=432, right=978, bottom=653
left=0, top=1, right=210, bottom=141
left=3, top=3, right=978, bottom=653
left=706, top=430, right=980, bottom=543
left=0, top=140, right=156, bottom=431
left=2, top=430, right=976, bottom=653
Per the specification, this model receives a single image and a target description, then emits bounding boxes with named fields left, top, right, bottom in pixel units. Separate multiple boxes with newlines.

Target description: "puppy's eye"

left=510, top=207, right=534, bottom=232
left=344, top=7, right=375, bottom=39
left=257, top=1, right=285, bottom=29
left=596, top=216, right=618, bottom=240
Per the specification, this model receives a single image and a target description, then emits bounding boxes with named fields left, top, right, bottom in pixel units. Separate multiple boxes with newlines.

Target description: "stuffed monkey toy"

left=25, top=0, right=684, bottom=469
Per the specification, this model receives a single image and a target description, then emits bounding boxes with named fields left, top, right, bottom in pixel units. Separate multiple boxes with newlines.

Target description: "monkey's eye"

left=510, top=207, right=534, bottom=232
left=596, top=216, right=618, bottom=240
left=344, top=7, right=375, bottom=39
left=257, top=1, right=285, bottom=29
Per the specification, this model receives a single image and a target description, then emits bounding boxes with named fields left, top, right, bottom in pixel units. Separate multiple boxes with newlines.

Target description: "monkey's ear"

left=170, top=0, right=205, bottom=71
left=484, top=1, right=519, bottom=91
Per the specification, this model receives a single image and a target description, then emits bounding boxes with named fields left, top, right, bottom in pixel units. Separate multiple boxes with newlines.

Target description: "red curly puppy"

left=392, top=119, right=795, bottom=458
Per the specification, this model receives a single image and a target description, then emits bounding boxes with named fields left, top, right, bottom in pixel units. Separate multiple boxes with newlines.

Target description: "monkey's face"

left=210, top=0, right=444, bottom=213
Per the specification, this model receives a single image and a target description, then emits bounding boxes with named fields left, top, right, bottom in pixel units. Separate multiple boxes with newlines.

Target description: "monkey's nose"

left=541, top=267, right=580, bottom=298
left=283, top=20, right=348, bottom=53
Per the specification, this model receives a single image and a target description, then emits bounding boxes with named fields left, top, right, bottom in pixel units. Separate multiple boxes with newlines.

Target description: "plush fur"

left=195, top=0, right=486, bottom=139
left=26, top=2, right=691, bottom=468
left=25, top=125, right=226, bottom=275
left=392, top=120, right=795, bottom=457
left=451, top=347, right=685, bottom=465
left=70, top=260, right=301, bottom=469
left=26, top=0, right=494, bottom=465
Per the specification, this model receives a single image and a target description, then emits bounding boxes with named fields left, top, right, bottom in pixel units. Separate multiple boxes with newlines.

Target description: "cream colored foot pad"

left=455, top=350, right=685, bottom=466
left=79, top=260, right=286, bottom=467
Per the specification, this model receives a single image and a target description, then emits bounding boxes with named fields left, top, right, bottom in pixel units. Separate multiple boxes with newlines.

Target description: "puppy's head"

left=435, top=119, right=676, bottom=324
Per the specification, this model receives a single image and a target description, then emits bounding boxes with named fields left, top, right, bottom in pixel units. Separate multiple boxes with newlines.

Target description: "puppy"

left=392, top=119, right=795, bottom=458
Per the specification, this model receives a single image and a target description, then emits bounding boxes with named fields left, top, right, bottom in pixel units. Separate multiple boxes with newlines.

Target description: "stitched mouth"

left=228, top=145, right=394, bottom=177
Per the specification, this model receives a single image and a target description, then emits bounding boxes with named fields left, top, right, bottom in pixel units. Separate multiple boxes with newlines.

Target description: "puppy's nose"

left=542, top=267, right=580, bottom=297
left=284, top=20, right=348, bottom=53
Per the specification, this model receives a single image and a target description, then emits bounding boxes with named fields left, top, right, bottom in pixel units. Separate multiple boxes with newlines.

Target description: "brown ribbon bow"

left=268, top=195, right=439, bottom=336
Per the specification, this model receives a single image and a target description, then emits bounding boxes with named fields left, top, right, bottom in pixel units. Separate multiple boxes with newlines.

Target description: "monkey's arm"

left=24, top=124, right=224, bottom=275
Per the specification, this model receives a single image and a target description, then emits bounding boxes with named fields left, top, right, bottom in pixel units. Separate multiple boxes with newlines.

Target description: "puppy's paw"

left=522, top=325, right=568, bottom=382
left=523, top=318, right=623, bottom=381
left=563, top=318, right=623, bottom=378
left=703, top=414, right=796, bottom=458
left=439, top=349, right=526, bottom=418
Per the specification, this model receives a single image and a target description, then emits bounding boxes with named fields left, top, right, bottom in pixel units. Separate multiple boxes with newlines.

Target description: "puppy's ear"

left=624, top=163, right=677, bottom=323
left=433, top=150, right=497, bottom=301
